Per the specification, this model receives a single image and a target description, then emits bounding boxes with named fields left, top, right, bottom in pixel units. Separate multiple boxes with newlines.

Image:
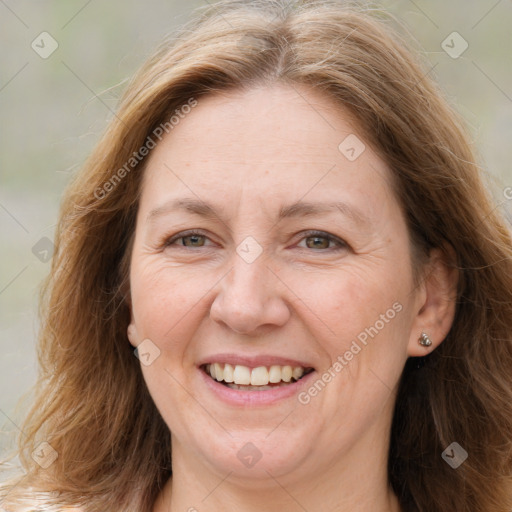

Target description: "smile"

left=202, top=363, right=314, bottom=391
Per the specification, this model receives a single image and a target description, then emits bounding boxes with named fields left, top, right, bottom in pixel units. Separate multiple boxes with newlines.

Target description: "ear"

left=120, top=234, right=136, bottom=347
left=127, top=320, right=139, bottom=348
left=408, top=246, right=458, bottom=357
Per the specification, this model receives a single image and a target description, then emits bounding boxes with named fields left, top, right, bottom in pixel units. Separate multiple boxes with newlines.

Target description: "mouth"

left=201, top=363, right=315, bottom=391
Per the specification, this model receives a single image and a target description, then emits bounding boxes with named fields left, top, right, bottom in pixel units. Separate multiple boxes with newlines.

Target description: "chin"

left=178, top=427, right=314, bottom=482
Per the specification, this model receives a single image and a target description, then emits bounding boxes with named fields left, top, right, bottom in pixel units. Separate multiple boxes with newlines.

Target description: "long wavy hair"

left=2, top=1, right=512, bottom=511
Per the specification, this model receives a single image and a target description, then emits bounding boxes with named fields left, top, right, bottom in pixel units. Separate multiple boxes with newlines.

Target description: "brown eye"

left=297, top=231, right=348, bottom=252
left=180, top=234, right=206, bottom=247
left=163, top=230, right=215, bottom=250
left=305, top=236, right=331, bottom=249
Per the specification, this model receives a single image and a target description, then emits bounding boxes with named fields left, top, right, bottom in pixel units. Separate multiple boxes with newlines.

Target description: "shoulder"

left=8, top=502, right=84, bottom=512
left=0, top=484, right=85, bottom=512
left=26, top=508, right=83, bottom=512
left=18, top=508, right=83, bottom=512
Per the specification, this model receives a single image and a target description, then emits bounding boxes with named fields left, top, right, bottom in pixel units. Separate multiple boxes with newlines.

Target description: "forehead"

left=147, top=84, right=368, bottom=166
left=139, top=83, right=396, bottom=223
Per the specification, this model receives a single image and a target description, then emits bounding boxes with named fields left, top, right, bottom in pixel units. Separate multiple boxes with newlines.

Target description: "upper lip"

left=197, top=354, right=315, bottom=369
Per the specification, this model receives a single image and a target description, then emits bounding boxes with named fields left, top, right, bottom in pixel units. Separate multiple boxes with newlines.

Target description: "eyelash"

left=163, top=229, right=348, bottom=252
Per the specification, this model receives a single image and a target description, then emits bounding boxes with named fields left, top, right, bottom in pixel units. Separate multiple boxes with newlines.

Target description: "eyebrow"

left=146, top=197, right=370, bottom=228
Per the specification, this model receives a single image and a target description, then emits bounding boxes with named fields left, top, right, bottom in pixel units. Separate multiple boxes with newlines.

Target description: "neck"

left=154, top=432, right=402, bottom=512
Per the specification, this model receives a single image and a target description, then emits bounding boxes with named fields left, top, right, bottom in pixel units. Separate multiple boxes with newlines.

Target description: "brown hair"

left=2, top=1, right=511, bottom=510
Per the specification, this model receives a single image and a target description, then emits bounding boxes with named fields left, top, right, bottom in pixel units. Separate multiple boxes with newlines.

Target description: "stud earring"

left=418, top=332, right=432, bottom=347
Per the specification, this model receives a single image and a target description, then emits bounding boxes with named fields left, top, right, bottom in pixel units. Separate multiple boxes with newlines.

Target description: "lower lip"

left=198, top=367, right=316, bottom=406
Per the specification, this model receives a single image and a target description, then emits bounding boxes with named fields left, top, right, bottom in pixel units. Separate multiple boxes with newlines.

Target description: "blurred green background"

left=1, top=0, right=511, bottom=451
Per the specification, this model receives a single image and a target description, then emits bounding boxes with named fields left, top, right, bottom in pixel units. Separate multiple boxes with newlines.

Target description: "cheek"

left=291, top=263, right=406, bottom=336
left=129, top=258, right=213, bottom=344
left=130, top=261, right=210, bottom=425
left=285, top=262, right=413, bottom=399
left=294, top=267, right=411, bottom=424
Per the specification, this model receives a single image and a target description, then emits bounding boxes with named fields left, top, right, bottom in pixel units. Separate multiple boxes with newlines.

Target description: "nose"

left=209, top=255, right=291, bottom=335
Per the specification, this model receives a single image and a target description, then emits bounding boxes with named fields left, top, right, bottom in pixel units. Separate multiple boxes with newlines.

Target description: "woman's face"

left=128, top=84, right=426, bottom=486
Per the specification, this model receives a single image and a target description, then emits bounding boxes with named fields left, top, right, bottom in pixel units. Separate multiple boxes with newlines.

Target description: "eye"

left=164, top=230, right=212, bottom=248
left=162, top=229, right=347, bottom=251
left=297, top=231, right=347, bottom=251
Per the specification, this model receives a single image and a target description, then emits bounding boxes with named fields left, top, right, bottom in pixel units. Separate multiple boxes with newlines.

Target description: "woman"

left=1, top=1, right=511, bottom=511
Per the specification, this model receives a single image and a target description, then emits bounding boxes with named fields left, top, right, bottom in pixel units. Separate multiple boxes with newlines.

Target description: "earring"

left=418, top=332, right=432, bottom=347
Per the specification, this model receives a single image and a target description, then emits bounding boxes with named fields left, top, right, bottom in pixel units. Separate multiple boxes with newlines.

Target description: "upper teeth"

left=205, top=363, right=306, bottom=386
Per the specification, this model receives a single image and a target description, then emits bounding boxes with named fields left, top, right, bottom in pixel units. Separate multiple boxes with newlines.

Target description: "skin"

left=126, top=84, right=457, bottom=512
